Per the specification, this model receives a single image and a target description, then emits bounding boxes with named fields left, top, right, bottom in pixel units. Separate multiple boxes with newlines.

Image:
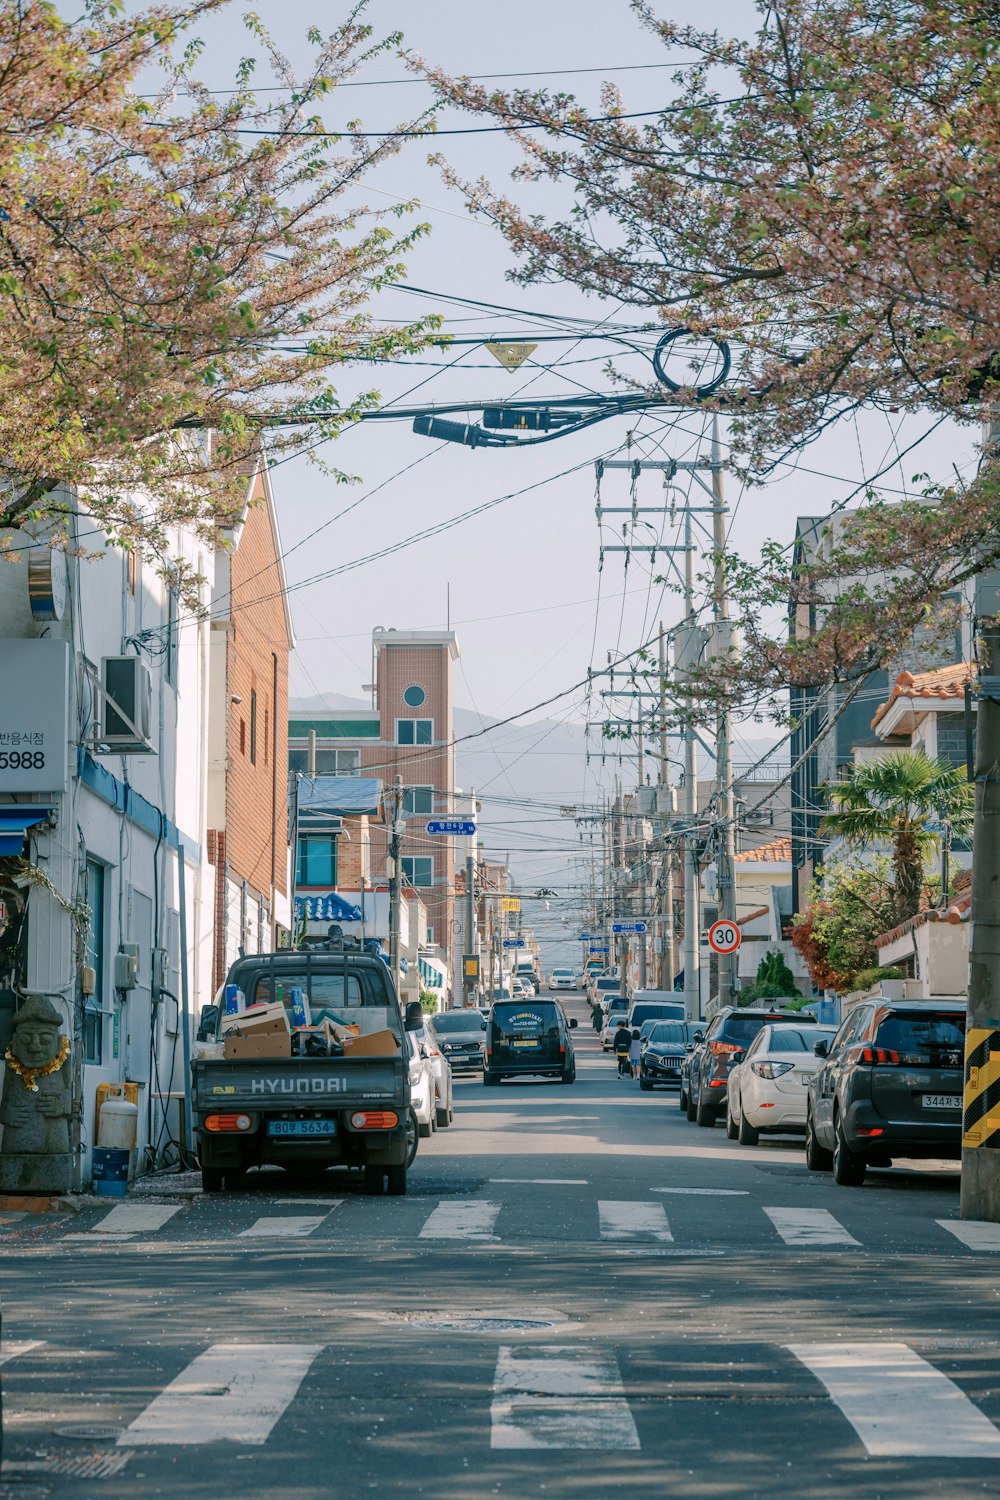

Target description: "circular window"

left=403, top=684, right=426, bottom=708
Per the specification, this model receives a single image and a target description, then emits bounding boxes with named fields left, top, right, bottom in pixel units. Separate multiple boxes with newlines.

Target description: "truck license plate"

left=267, top=1119, right=338, bottom=1137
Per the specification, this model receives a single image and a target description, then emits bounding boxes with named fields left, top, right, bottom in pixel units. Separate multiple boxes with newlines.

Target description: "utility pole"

left=711, top=416, right=738, bottom=1010
left=962, top=415, right=1000, bottom=1221
left=658, top=622, right=675, bottom=993
left=681, top=505, right=702, bottom=1022
left=464, top=851, right=475, bottom=1007
left=388, top=774, right=403, bottom=998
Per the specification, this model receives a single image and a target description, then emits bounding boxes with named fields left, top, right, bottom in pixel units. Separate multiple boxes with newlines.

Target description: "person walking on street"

left=629, top=1027, right=642, bottom=1079
left=592, top=1000, right=604, bottom=1033
left=614, top=1020, right=631, bottom=1077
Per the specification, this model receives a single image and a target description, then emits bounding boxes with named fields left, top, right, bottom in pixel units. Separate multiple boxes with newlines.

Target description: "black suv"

left=639, top=1021, right=699, bottom=1091
left=484, top=998, right=578, bottom=1085
left=682, top=1007, right=805, bottom=1127
left=805, top=999, right=966, bottom=1185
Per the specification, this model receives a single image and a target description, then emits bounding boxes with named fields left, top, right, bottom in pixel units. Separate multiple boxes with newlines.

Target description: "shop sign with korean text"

left=0, top=639, right=70, bottom=793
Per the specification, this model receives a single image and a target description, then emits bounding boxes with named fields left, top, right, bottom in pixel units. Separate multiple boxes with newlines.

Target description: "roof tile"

left=872, top=661, right=975, bottom=729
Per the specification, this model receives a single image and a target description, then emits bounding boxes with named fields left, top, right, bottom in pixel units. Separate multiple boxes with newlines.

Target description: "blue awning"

left=418, top=956, right=446, bottom=990
left=297, top=776, right=383, bottom=828
left=294, top=892, right=364, bottom=922
left=0, top=809, right=49, bottom=857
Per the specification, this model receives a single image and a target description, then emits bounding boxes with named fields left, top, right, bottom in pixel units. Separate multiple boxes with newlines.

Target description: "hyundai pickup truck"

left=192, top=939, right=416, bottom=1195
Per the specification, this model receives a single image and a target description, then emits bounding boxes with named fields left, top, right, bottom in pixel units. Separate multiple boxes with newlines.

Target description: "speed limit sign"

left=707, top=919, right=742, bottom=955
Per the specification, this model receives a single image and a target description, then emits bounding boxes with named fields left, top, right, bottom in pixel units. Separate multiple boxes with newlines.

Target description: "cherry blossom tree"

left=0, top=0, right=436, bottom=596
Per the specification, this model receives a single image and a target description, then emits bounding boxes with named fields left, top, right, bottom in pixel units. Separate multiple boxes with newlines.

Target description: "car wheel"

left=386, top=1163, right=407, bottom=1196
left=483, top=1070, right=499, bottom=1087
left=406, top=1107, right=419, bottom=1166
left=201, top=1166, right=224, bottom=1192
left=695, top=1092, right=716, bottom=1128
left=561, top=1065, right=576, bottom=1085
left=686, top=1089, right=698, bottom=1122
left=436, top=1105, right=450, bottom=1128
left=418, top=1118, right=432, bottom=1139
left=679, top=1082, right=689, bottom=1112
left=364, top=1164, right=385, bottom=1196
left=639, top=1077, right=653, bottom=1092
left=832, top=1111, right=866, bottom=1186
left=726, top=1107, right=738, bottom=1140
left=737, top=1110, right=759, bottom=1146
left=804, top=1107, right=833, bottom=1171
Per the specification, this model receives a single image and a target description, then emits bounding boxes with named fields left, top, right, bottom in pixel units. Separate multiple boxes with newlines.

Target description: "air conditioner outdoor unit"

left=101, top=656, right=155, bottom=753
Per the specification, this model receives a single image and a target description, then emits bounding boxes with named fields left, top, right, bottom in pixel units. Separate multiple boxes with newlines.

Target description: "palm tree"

left=821, top=750, right=974, bottom=922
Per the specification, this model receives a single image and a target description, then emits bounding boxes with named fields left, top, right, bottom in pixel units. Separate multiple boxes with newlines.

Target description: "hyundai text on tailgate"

left=192, top=936, right=416, bottom=1195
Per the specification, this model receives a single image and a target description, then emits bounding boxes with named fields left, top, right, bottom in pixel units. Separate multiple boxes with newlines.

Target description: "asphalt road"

left=2, top=991, right=997, bottom=1500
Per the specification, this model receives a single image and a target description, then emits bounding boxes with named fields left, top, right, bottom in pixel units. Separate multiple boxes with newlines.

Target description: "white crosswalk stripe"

left=598, top=1201, right=673, bottom=1242
left=490, top=1345, right=640, bottom=1450
left=238, top=1208, right=341, bottom=1239
left=936, top=1219, right=1000, bottom=1251
left=419, top=1201, right=501, bottom=1240
left=0, top=1340, right=45, bottom=1368
left=764, top=1208, right=859, bottom=1247
left=788, top=1341, right=1000, bottom=1457
left=117, top=1343, right=325, bottom=1446
left=63, top=1204, right=182, bottom=1241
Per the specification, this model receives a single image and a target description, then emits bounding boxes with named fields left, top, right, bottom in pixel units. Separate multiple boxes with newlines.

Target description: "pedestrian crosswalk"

left=26, top=1196, right=993, bottom=1255
left=4, top=1337, right=999, bottom=1459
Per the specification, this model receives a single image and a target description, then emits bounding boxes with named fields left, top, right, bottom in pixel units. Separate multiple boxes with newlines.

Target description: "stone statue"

left=0, top=994, right=72, bottom=1193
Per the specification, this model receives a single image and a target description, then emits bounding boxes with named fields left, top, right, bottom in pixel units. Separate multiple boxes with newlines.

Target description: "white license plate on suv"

left=921, top=1094, right=962, bottom=1110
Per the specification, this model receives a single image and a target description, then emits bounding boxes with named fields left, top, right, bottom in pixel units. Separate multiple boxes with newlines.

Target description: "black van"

left=484, top=999, right=578, bottom=1085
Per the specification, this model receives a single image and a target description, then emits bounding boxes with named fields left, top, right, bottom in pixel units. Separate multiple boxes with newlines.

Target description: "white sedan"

left=407, top=1032, right=438, bottom=1139
left=548, top=968, right=576, bottom=991
left=727, top=1022, right=837, bottom=1146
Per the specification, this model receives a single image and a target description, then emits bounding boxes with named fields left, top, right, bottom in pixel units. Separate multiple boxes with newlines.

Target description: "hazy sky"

left=170, top=1, right=976, bottom=938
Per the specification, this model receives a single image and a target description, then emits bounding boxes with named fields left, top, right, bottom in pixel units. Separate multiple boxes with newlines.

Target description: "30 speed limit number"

left=707, top=919, right=742, bottom=955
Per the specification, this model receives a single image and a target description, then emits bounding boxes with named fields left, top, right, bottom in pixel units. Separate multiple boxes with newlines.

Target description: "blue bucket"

left=92, top=1146, right=129, bottom=1198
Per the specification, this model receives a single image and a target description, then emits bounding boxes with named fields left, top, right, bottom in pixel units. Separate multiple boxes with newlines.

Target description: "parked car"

left=483, top=998, right=578, bottom=1085
left=602, top=1016, right=631, bottom=1052
left=407, top=1032, right=438, bottom=1139
left=682, top=1007, right=806, bottom=1127
left=638, top=1021, right=701, bottom=1090
left=511, top=978, right=532, bottom=998
left=411, top=1021, right=455, bottom=1128
left=595, top=977, right=628, bottom=1012
left=627, top=999, right=686, bottom=1031
left=429, top=1009, right=487, bottom=1073
left=804, top=999, right=967, bottom=1185
left=726, top=1023, right=836, bottom=1143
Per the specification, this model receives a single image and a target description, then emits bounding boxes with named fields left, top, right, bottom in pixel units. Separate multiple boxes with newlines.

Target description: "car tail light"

left=710, top=1041, right=743, bottom=1056
left=351, top=1111, right=399, bottom=1130
left=751, top=1061, right=794, bottom=1080
left=856, top=1126, right=884, bottom=1137
left=860, top=1046, right=901, bottom=1064
left=204, top=1113, right=252, bottom=1132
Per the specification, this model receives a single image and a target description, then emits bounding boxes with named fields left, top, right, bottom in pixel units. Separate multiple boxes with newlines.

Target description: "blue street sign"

left=578, top=934, right=600, bottom=941
left=588, top=944, right=609, bottom=953
left=425, top=819, right=477, bottom=836
left=612, top=921, right=647, bottom=934
left=502, top=938, right=526, bottom=949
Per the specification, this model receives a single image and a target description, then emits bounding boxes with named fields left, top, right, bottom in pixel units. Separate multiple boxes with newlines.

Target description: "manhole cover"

left=52, top=1426, right=122, bottom=1442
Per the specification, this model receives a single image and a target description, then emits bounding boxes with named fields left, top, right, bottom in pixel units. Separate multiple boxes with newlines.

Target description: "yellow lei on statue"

left=4, top=1035, right=70, bottom=1093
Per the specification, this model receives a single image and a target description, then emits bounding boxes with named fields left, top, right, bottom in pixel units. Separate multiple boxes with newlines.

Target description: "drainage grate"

left=52, top=1425, right=123, bottom=1442
left=34, top=1452, right=130, bottom=1479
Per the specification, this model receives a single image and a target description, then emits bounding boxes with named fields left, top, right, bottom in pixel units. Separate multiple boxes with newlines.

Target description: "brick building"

left=288, top=627, right=462, bottom=984
left=207, top=453, right=293, bottom=991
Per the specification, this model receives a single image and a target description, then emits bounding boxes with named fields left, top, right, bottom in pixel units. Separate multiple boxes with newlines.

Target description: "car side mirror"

left=569, top=1017, right=578, bottom=1029
left=693, top=1030, right=704, bottom=1044
left=404, top=1001, right=424, bottom=1032
left=685, top=1042, right=695, bottom=1052
left=813, top=1039, right=829, bottom=1058
left=197, top=1003, right=220, bottom=1041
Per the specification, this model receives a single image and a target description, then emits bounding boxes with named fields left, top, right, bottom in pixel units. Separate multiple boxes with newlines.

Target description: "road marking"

left=237, top=1213, right=336, bottom=1239
left=118, top=1342, right=324, bottom=1446
left=73, top=1204, right=182, bottom=1238
left=787, top=1342, right=1000, bottom=1457
left=937, top=1220, right=1000, bottom=1251
left=0, top=1340, right=45, bottom=1368
left=650, top=1187, right=749, bottom=1197
left=765, top=1208, right=859, bottom=1247
left=598, top=1201, right=673, bottom=1242
left=489, top=1178, right=589, bottom=1185
left=491, top=1345, right=640, bottom=1450
left=419, top=1201, right=501, bottom=1241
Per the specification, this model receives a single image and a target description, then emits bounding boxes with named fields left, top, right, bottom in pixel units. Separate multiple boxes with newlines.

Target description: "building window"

left=83, top=858, right=106, bottom=1064
left=296, top=835, right=338, bottom=887
left=240, top=719, right=246, bottom=756
left=402, top=786, right=434, bottom=816
left=126, top=548, right=137, bottom=596
left=264, top=706, right=269, bottom=767
left=288, top=748, right=361, bottom=776
left=249, top=689, right=258, bottom=766
left=397, top=719, right=432, bottom=746
left=402, top=856, right=433, bottom=889
left=403, top=685, right=426, bottom=708
left=165, top=585, right=178, bottom=686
